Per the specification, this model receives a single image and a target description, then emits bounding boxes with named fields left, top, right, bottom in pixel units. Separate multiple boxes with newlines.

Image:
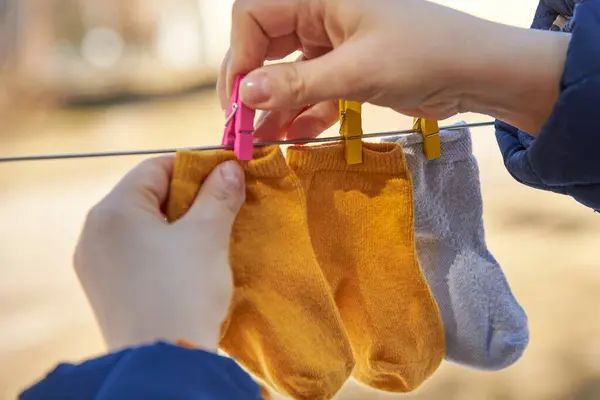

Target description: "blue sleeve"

left=19, top=341, right=262, bottom=400
left=495, top=0, right=600, bottom=212
left=531, top=0, right=559, bottom=30
left=495, top=120, right=568, bottom=194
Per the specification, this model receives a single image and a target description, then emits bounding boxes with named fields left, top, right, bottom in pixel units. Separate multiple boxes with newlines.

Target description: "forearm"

left=457, top=19, right=570, bottom=136
left=490, top=0, right=600, bottom=211
left=98, top=305, right=223, bottom=354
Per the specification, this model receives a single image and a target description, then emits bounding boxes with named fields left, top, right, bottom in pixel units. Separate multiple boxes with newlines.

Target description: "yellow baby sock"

left=166, top=146, right=354, bottom=400
left=287, top=142, right=445, bottom=392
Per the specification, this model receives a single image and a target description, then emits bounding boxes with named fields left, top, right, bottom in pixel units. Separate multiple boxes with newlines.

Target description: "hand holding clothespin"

left=413, top=117, right=441, bottom=160
left=223, top=75, right=256, bottom=160
left=339, top=100, right=363, bottom=164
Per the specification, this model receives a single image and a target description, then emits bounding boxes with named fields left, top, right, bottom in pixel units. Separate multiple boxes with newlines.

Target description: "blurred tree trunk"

left=0, top=0, right=57, bottom=127
left=119, top=0, right=157, bottom=45
left=17, top=0, right=56, bottom=80
left=0, top=0, right=18, bottom=124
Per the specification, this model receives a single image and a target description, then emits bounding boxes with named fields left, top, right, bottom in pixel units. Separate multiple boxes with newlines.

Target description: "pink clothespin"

left=222, top=75, right=256, bottom=160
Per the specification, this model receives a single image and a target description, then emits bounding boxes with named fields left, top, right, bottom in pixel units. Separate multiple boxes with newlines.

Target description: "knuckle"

left=74, top=201, right=131, bottom=275
left=196, top=193, right=238, bottom=218
left=215, top=195, right=241, bottom=217
left=317, top=101, right=340, bottom=129
left=224, top=199, right=243, bottom=216
left=188, top=200, right=239, bottom=227
left=217, top=53, right=229, bottom=91
left=286, top=64, right=307, bottom=105
left=207, top=185, right=232, bottom=204
left=314, top=117, right=334, bottom=135
left=180, top=212, right=225, bottom=238
left=85, top=200, right=130, bottom=233
left=138, top=156, right=161, bottom=172
left=232, top=0, right=251, bottom=17
left=72, top=242, right=84, bottom=273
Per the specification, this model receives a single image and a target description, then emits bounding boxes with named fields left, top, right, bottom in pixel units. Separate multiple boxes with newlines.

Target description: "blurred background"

left=1, top=0, right=600, bottom=399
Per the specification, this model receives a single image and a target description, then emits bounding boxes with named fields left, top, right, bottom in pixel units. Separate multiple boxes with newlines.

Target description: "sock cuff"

left=382, top=123, right=473, bottom=163
left=175, top=146, right=291, bottom=180
left=242, top=146, right=291, bottom=177
left=286, top=142, right=408, bottom=175
left=173, top=150, right=221, bottom=183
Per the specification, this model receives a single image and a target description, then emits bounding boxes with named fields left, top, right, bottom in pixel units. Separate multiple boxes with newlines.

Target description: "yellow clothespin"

left=413, top=117, right=441, bottom=160
left=339, top=100, right=363, bottom=164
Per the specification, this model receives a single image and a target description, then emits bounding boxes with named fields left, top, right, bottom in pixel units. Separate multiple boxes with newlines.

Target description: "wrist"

left=102, top=308, right=223, bottom=354
left=456, top=20, right=570, bottom=135
left=166, top=308, right=224, bottom=353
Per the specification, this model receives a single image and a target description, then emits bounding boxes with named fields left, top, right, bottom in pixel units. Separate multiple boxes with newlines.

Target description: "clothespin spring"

left=224, top=103, right=238, bottom=127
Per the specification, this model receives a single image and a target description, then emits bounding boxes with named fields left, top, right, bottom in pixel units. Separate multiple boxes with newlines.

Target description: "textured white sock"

left=383, top=126, right=529, bottom=370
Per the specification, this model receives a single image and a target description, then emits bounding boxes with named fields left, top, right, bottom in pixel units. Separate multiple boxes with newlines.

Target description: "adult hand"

left=218, top=0, right=569, bottom=140
left=74, top=156, right=245, bottom=352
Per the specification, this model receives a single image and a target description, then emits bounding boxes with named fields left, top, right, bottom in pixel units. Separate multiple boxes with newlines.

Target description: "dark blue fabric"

left=495, top=0, right=600, bottom=212
left=19, top=342, right=262, bottom=400
left=531, top=0, right=578, bottom=30
left=494, top=120, right=568, bottom=194
left=531, top=0, right=563, bottom=30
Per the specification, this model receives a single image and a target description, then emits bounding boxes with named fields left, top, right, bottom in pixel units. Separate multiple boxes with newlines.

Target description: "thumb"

left=183, top=161, right=246, bottom=228
left=239, top=43, right=369, bottom=110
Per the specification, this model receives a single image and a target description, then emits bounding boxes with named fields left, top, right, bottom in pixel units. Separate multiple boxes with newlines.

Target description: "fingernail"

left=220, top=161, right=243, bottom=190
left=241, top=73, right=271, bottom=104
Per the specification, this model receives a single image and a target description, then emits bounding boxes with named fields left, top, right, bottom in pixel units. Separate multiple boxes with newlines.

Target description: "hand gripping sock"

left=287, top=142, right=445, bottom=393
left=383, top=126, right=529, bottom=370
left=166, top=146, right=354, bottom=400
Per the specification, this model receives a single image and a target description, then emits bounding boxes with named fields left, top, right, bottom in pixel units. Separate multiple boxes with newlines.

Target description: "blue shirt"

left=495, top=0, right=600, bottom=211
left=20, top=342, right=263, bottom=400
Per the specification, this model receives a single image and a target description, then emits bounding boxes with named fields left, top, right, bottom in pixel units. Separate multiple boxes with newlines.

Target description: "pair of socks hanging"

left=382, top=125, right=529, bottom=370
left=166, top=143, right=445, bottom=400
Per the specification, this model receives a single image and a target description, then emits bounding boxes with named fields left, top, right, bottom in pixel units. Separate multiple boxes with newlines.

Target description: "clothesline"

left=0, top=120, right=494, bottom=163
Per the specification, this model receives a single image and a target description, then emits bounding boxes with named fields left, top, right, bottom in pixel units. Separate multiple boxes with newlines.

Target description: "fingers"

left=238, top=42, right=371, bottom=110
left=286, top=100, right=339, bottom=139
left=217, top=50, right=231, bottom=112
left=108, top=156, right=175, bottom=212
left=226, top=0, right=330, bottom=97
left=254, top=108, right=307, bottom=141
left=218, top=36, right=302, bottom=114
left=183, top=161, right=246, bottom=233
left=254, top=100, right=338, bottom=141
left=252, top=53, right=309, bottom=141
left=226, top=0, right=287, bottom=98
left=264, top=34, right=302, bottom=61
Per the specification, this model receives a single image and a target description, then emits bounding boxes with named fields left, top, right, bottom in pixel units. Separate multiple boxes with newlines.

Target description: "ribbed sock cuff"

left=286, top=142, right=408, bottom=175
left=175, top=145, right=290, bottom=179
left=381, top=123, right=473, bottom=163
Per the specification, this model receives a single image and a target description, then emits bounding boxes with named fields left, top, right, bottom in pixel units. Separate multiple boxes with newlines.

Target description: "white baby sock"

left=383, top=126, right=529, bottom=370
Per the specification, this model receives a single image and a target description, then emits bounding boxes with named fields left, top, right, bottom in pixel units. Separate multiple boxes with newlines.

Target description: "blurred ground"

left=1, top=1, right=600, bottom=400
